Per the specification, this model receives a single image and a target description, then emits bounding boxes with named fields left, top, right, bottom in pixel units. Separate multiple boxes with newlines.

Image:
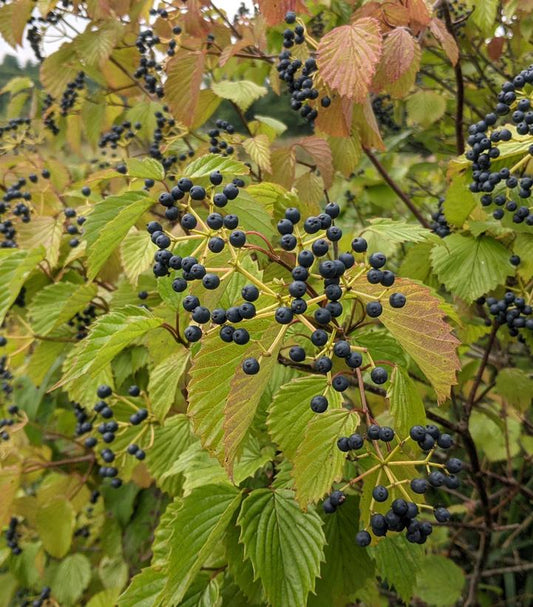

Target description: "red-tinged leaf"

left=384, top=39, right=421, bottom=98
left=373, top=28, right=416, bottom=90
left=315, top=95, right=353, bottom=137
left=487, top=37, right=505, bottom=61
left=407, top=0, right=431, bottom=32
left=165, top=49, right=206, bottom=128
left=219, top=37, right=254, bottom=66
left=317, top=18, right=383, bottom=102
left=266, top=148, right=296, bottom=189
left=182, top=0, right=211, bottom=37
left=350, top=276, right=460, bottom=403
left=352, top=98, right=385, bottom=151
left=354, top=1, right=410, bottom=30
left=429, top=18, right=459, bottom=66
left=257, top=0, right=309, bottom=26
left=293, top=137, right=334, bottom=188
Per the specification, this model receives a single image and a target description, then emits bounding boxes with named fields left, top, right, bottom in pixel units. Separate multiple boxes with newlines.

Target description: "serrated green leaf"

left=54, top=306, right=163, bottom=388
left=126, top=158, right=165, bottom=181
left=387, top=367, right=426, bottom=438
left=242, top=134, right=272, bottom=172
left=469, top=0, right=498, bottom=35
left=309, top=498, right=375, bottom=607
left=51, top=553, right=92, bottom=606
left=180, top=572, right=221, bottom=607
left=431, top=234, right=510, bottom=301
left=224, top=322, right=283, bottom=475
left=211, top=80, right=267, bottom=111
left=293, top=408, right=359, bottom=506
left=184, top=154, right=250, bottom=180
left=361, top=219, right=431, bottom=246
left=161, top=485, right=242, bottom=605
left=227, top=191, right=277, bottom=242
left=74, top=21, right=123, bottom=67
left=118, top=567, right=166, bottom=607
left=494, top=368, right=533, bottom=412
left=268, top=376, right=339, bottom=462
left=372, top=534, right=423, bottom=603
left=514, top=232, right=533, bottom=281
left=188, top=318, right=274, bottom=465
left=28, top=282, right=97, bottom=336
left=415, top=555, right=465, bottom=606
left=148, top=349, right=190, bottom=422
left=238, top=488, right=325, bottom=607
left=0, top=247, right=45, bottom=324
left=84, top=191, right=153, bottom=280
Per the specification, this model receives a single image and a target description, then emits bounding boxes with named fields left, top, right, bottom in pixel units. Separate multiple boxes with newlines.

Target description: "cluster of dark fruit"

left=42, top=93, right=60, bottom=135
left=134, top=30, right=164, bottom=97
left=67, top=305, right=96, bottom=340
left=79, top=385, right=149, bottom=488
left=19, top=586, right=52, bottom=607
left=148, top=109, right=185, bottom=170
left=372, top=95, right=400, bottom=133
left=74, top=524, right=90, bottom=538
left=26, top=20, right=43, bottom=62
left=334, top=424, right=460, bottom=546
left=1, top=404, right=20, bottom=442
left=0, top=355, right=14, bottom=400
left=466, top=67, right=533, bottom=226
left=98, top=120, right=140, bottom=150
left=59, top=71, right=85, bottom=116
left=207, top=119, right=236, bottom=156
left=0, top=177, right=33, bottom=248
left=276, top=12, right=331, bottom=124
left=64, top=204, right=86, bottom=248
left=479, top=292, right=533, bottom=337
left=0, top=117, right=32, bottom=141
left=5, top=516, right=22, bottom=555
left=14, top=286, right=26, bottom=308
left=429, top=197, right=451, bottom=238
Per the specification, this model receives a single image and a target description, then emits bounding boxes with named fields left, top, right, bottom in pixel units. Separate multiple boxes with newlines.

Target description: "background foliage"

left=0, top=0, right=532, bottom=606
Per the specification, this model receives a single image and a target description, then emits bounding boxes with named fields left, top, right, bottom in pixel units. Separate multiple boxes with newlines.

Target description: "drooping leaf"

left=430, top=233, right=511, bottom=302
left=0, top=247, right=45, bottom=324
left=165, top=49, right=206, bottom=128
left=238, top=488, right=325, bottom=607
left=292, top=408, right=359, bottom=506
left=372, top=534, right=423, bottom=603
left=361, top=219, right=431, bottom=247
left=494, top=368, right=533, bottom=412
left=211, top=80, right=268, bottom=112
left=443, top=173, right=478, bottom=227
left=293, top=136, right=334, bottom=188
left=148, top=349, right=190, bottom=422
left=120, top=230, right=155, bottom=287
left=224, top=322, right=283, bottom=475
left=309, top=498, right=375, bottom=607
left=387, top=367, right=427, bottom=438
left=350, top=276, right=460, bottom=403
left=84, top=191, right=153, bottom=280
left=54, top=306, right=163, bottom=388
left=373, top=28, right=417, bottom=90
left=317, top=18, right=382, bottom=101
left=242, top=134, right=272, bottom=172
left=414, top=555, right=465, bottom=607
left=429, top=18, right=459, bottom=65
left=162, top=485, right=242, bottom=605
left=28, top=282, right=97, bottom=336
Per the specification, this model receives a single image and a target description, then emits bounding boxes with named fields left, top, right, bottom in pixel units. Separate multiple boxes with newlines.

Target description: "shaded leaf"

left=242, top=134, right=272, bottom=172
left=148, top=349, right=190, bottom=422
left=406, top=90, right=447, bottom=127
left=165, top=50, right=206, bottom=128
left=415, top=555, right=465, bottom=606
left=387, top=367, right=426, bottom=438
left=118, top=568, right=166, bottom=607
left=120, top=230, right=155, bottom=287
left=51, top=553, right=92, bottom=606
left=429, top=18, right=459, bottom=65
left=35, top=496, right=75, bottom=559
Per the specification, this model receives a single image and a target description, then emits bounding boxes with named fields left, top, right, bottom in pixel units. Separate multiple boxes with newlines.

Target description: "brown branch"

left=363, top=148, right=431, bottom=228
left=464, top=322, right=499, bottom=419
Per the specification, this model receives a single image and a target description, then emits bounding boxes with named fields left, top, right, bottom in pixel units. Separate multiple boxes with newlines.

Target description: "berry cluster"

left=26, top=20, right=43, bottom=62
left=66, top=305, right=96, bottom=340
left=0, top=355, right=14, bottom=402
left=19, top=586, right=52, bottom=607
left=98, top=120, right=139, bottom=150
left=5, top=516, right=22, bottom=555
left=134, top=30, right=164, bottom=97
left=0, top=177, right=33, bottom=248
left=275, top=13, right=331, bottom=124
left=466, top=67, right=533, bottom=226
left=79, top=385, right=150, bottom=489
left=372, top=95, right=400, bottom=133
left=42, top=92, right=59, bottom=135
left=429, top=197, right=451, bottom=238
left=333, top=424, right=461, bottom=546
left=207, top=119, right=236, bottom=156
left=63, top=205, right=86, bottom=249
left=59, top=71, right=85, bottom=116
left=480, top=292, right=533, bottom=336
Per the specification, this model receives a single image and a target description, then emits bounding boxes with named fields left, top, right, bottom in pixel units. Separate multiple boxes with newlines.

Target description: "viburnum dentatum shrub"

left=0, top=1, right=532, bottom=606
